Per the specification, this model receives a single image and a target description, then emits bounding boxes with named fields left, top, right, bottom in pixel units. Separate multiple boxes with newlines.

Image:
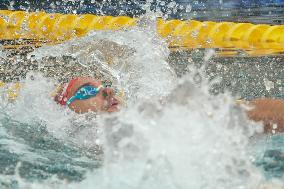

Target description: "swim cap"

left=54, top=77, right=79, bottom=106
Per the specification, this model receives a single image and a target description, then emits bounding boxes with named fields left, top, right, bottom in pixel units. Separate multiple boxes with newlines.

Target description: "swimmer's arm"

left=245, top=98, right=284, bottom=133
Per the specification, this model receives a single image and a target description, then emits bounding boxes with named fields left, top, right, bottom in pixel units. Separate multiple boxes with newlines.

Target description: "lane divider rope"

left=0, top=10, right=283, bottom=53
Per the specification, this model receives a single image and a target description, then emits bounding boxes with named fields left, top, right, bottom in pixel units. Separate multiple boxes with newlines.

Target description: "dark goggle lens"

left=102, top=81, right=112, bottom=88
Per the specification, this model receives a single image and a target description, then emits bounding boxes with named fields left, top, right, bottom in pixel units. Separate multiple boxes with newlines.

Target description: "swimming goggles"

left=66, top=82, right=112, bottom=105
left=66, top=85, right=101, bottom=105
left=55, top=77, right=113, bottom=106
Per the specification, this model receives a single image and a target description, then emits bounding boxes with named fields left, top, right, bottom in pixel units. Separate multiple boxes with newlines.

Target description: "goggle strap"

left=66, top=96, right=77, bottom=105
left=57, top=78, right=79, bottom=106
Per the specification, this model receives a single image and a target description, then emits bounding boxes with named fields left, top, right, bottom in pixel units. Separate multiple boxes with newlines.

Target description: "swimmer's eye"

left=102, top=81, right=112, bottom=88
left=103, top=91, right=108, bottom=97
left=101, top=81, right=119, bottom=97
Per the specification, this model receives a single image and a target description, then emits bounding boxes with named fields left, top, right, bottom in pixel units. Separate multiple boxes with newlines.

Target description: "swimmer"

left=54, top=77, right=121, bottom=113
left=55, top=77, right=284, bottom=134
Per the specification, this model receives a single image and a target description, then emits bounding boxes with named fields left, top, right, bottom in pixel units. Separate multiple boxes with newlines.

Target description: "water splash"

left=4, top=71, right=272, bottom=189
left=0, top=3, right=284, bottom=188
left=84, top=74, right=265, bottom=189
left=30, top=27, right=176, bottom=101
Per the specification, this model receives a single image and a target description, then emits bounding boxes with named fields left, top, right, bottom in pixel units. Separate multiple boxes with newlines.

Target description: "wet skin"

left=61, top=78, right=284, bottom=134
left=65, top=77, right=121, bottom=113
left=247, top=98, right=284, bottom=133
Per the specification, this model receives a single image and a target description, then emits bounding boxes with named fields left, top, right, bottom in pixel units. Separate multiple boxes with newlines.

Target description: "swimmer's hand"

left=245, top=98, right=284, bottom=134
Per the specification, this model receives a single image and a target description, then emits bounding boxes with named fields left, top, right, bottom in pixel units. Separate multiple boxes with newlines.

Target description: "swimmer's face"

left=66, top=77, right=121, bottom=113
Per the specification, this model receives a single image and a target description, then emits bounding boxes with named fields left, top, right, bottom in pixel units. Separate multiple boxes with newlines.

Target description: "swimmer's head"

left=54, top=77, right=121, bottom=113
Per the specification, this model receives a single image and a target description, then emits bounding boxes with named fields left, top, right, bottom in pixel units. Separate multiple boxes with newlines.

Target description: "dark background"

left=0, top=0, right=284, bottom=23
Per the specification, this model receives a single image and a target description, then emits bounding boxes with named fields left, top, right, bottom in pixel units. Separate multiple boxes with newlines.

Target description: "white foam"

left=0, top=9, right=283, bottom=189
left=30, top=26, right=176, bottom=101
left=76, top=75, right=265, bottom=189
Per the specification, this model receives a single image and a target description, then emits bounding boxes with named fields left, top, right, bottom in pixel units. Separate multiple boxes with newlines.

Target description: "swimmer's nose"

left=102, top=87, right=114, bottom=98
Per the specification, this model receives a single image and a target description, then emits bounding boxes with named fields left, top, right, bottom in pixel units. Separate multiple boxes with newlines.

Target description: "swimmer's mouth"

left=111, top=102, right=119, bottom=107
left=110, top=99, right=119, bottom=107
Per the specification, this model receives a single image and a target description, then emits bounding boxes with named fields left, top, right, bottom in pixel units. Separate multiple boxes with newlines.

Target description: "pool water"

left=1, top=2, right=284, bottom=189
left=253, top=134, right=284, bottom=179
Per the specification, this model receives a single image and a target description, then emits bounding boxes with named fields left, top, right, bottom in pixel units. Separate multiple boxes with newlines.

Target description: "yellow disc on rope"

left=73, top=14, right=96, bottom=37
left=0, top=17, right=6, bottom=38
left=157, top=19, right=183, bottom=38
left=279, top=35, right=284, bottom=46
left=107, top=16, right=137, bottom=30
left=207, top=22, right=234, bottom=48
left=169, top=20, right=202, bottom=47
left=36, top=13, right=62, bottom=40
left=91, top=15, right=113, bottom=30
left=6, top=11, right=27, bottom=39
left=224, top=23, right=254, bottom=50
left=24, top=12, right=46, bottom=39
left=53, top=14, right=78, bottom=41
left=0, top=10, right=13, bottom=17
left=0, top=9, right=11, bottom=39
left=175, top=21, right=203, bottom=48
left=261, top=25, right=284, bottom=49
left=176, top=21, right=206, bottom=48
left=193, top=21, right=216, bottom=48
left=242, top=24, right=270, bottom=49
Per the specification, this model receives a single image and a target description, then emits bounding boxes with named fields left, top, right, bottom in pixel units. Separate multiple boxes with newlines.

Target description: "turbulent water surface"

left=1, top=8, right=284, bottom=189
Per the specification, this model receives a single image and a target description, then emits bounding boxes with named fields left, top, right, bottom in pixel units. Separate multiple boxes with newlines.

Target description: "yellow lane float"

left=0, top=10, right=283, bottom=55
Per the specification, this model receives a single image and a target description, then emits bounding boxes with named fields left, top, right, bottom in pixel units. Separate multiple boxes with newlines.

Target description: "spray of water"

left=0, top=1, right=284, bottom=188
left=30, top=26, right=176, bottom=101
left=71, top=71, right=267, bottom=189
left=0, top=62, right=271, bottom=189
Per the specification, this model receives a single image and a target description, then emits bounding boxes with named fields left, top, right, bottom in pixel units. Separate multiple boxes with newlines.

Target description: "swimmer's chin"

left=107, top=104, right=120, bottom=113
left=107, top=97, right=122, bottom=113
